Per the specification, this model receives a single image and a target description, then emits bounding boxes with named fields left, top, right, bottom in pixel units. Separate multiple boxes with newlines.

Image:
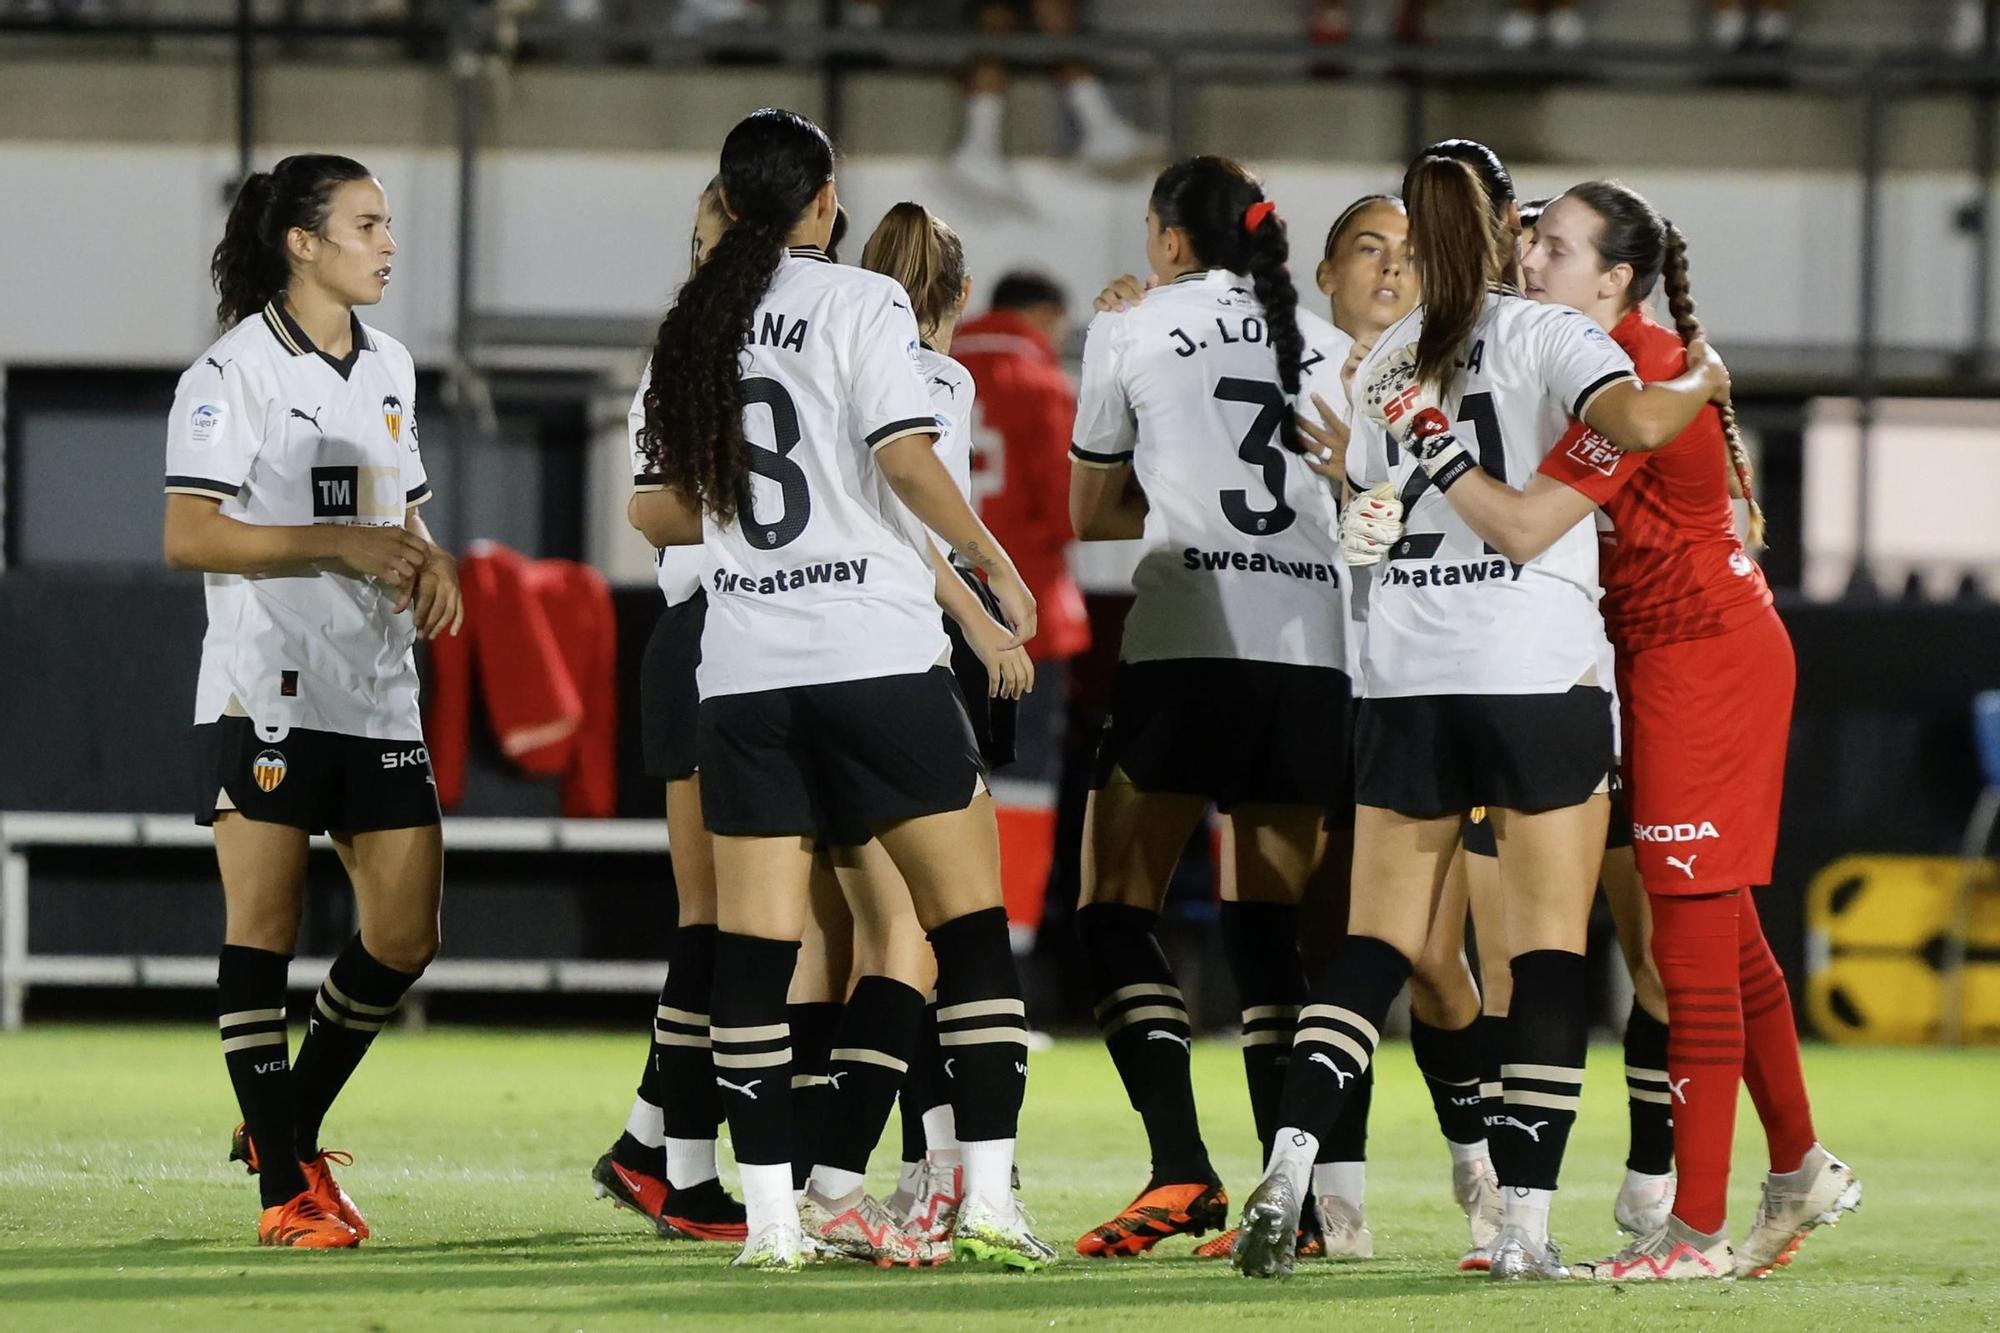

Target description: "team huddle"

left=166, top=107, right=1861, bottom=1284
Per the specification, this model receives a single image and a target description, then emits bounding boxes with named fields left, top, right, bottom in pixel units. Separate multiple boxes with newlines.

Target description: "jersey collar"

left=786, top=245, right=832, bottom=264
left=261, top=299, right=374, bottom=379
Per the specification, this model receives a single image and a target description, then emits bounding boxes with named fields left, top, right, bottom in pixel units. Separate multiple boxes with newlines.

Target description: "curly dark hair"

left=1150, top=156, right=1305, bottom=456
left=211, top=154, right=372, bottom=327
left=640, top=108, right=833, bottom=523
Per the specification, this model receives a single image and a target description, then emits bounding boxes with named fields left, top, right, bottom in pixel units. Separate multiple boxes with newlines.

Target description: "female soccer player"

left=1365, top=180, right=1858, bottom=1280
left=165, top=153, right=461, bottom=1248
left=1066, top=157, right=1353, bottom=1260
left=594, top=180, right=751, bottom=1247
left=1232, top=149, right=1729, bottom=1283
left=638, top=108, right=1050, bottom=1272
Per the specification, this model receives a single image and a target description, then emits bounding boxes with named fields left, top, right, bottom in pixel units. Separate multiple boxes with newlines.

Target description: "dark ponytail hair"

left=861, top=202, right=967, bottom=342
left=211, top=153, right=373, bottom=327
left=1563, top=179, right=1766, bottom=545
left=641, top=108, right=834, bottom=522
left=1419, top=138, right=1519, bottom=286
left=1401, top=154, right=1507, bottom=392
left=1150, top=155, right=1304, bottom=454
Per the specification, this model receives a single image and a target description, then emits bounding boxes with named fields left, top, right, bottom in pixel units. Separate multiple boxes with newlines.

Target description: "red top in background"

left=953, top=309, right=1091, bottom=662
left=1537, top=306, right=1771, bottom=655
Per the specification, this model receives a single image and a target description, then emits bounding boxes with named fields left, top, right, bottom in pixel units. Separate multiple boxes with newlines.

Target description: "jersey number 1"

left=735, top=377, right=811, bottom=549
left=1213, top=377, right=1296, bottom=537
left=1390, top=390, right=1506, bottom=559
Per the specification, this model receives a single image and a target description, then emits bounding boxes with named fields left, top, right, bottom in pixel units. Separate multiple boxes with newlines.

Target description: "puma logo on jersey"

left=1308, top=1053, right=1354, bottom=1087
left=930, top=375, right=958, bottom=398
left=1665, top=854, right=1699, bottom=879
left=1669, top=1077, right=1691, bottom=1104
left=205, top=356, right=231, bottom=375
left=1503, top=1116, right=1551, bottom=1142
left=1144, top=1030, right=1191, bottom=1052
left=716, top=1076, right=763, bottom=1100
left=289, top=406, right=323, bottom=433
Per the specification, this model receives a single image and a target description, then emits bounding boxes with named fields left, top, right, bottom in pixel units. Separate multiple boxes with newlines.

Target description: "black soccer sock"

left=1276, top=934, right=1411, bottom=1148
left=927, top=906, right=1028, bottom=1144
left=1317, top=1061, right=1374, bottom=1165
left=1076, top=902, right=1212, bottom=1183
left=1478, top=1013, right=1514, bottom=1180
left=218, top=945, right=307, bottom=1207
left=1622, top=1001, right=1675, bottom=1176
left=644, top=923, right=723, bottom=1144
left=291, top=936, right=421, bottom=1159
left=710, top=932, right=801, bottom=1167
left=1411, top=1015, right=1491, bottom=1147
left=786, top=999, right=842, bottom=1190
left=813, top=975, right=925, bottom=1185
left=899, top=994, right=949, bottom=1161
left=1218, top=900, right=1306, bottom=1153
left=1496, top=950, right=1589, bottom=1191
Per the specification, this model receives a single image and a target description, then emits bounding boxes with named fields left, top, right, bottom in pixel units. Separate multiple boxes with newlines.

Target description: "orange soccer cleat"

left=257, top=1190, right=360, bottom=1249
left=301, top=1150, right=370, bottom=1240
left=1075, top=1179, right=1228, bottom=1258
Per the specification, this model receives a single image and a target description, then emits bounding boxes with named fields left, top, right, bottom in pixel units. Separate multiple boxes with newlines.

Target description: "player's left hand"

left=1687, top=336, right=1732, bottom=406
left=1340, top=483, right=1404, bottom=566
left=1359, top=342, right=1447, bottom=444
left=1092, top=273, right=1156, bottom=313
left=964, top=611, right=1035, bottom=699
left=1293, top=391, right=1349, bottom=481
left=399, top=543, right=464, bottom=639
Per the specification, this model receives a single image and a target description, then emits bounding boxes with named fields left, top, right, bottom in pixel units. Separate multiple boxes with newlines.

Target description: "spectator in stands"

left=1496, top=0, right=1587, bottom=49
left=1952, top=0, right=1996, bottom=53
left=1709, top=0, right=1795, bottom=50
left=1307, top=0, right=1437, bottom=46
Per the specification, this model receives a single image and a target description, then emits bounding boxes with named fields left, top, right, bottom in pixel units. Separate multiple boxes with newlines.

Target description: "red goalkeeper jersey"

left=1537, top=307, right=1770, bottom=654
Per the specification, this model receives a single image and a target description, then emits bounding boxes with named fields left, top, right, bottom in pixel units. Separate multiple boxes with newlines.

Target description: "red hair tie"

left=1243, top=200, right=1277, bottom=233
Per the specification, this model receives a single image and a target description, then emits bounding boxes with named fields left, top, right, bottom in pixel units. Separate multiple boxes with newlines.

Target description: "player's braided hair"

left=1564, top=180, right=1767, bottom=546
left=641, top=108, right=833, bottom=524
left=1150, top=156, right=1305, bottom=456
left=211, top=154, right=373, bottom=328
left=1401, top=154, right=1509, bottom=393
left=861, top=202, right=968, bottom=344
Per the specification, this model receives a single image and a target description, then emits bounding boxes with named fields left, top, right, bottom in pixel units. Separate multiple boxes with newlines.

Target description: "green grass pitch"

left=1, top=1026, right=1995, bottom=1330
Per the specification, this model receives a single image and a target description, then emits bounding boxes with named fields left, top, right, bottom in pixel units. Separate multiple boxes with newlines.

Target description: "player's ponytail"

left=1661, top=223, right=1766, bottom=545
left=1402, top=154, right=1505, bottom=393
left=211, top=153, right=372, bottom=328
left=642, top=108, right=834, bottom=524
left=860, top=201, right=967, bottom=343
left=1150, top=156, right=1304, bottom=455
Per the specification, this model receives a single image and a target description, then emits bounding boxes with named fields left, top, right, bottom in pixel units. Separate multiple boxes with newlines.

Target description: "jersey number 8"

left=736, top=377, right=811, bottom=549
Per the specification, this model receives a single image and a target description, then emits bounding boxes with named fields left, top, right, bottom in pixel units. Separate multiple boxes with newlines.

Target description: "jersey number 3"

left=1214, top=377, right=1296, bottom=537
left=736, top=377, right=810, bottom=549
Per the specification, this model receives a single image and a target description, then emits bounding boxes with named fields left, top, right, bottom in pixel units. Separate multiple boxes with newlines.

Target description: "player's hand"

left=328, top=524, right=430, bottom=589
left=1359, top=342, right=1447, bottom=444
left=1293, top=391, right=1350, bottom=481
left=1340, top=482, right=1404, bottom=566
left=965, top=612, right=1035, bottom=700
left=399, top=544, right=464, bottom=638
left=1093, top=273, right=1156, bottom=313
left=1688, top=336, right=1732, bottom=406
left=987, top=566, right=1038, bottom=649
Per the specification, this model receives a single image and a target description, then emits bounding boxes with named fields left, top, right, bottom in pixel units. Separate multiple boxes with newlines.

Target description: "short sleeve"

left=1537, top=420, right=1645, bottom=505
left=628, top=366, right=664, bottom=491
left=398, top=377, right=432, bottom=509
left=164, top=357, right=264, bottom=502
left=1297, top=326, right=1353, bottom=427
left=1534, top=306, right=1639, bottom=420
left=849, top=287, right=939, bottom=452
left=1068, top=312, right=1135, bottom=468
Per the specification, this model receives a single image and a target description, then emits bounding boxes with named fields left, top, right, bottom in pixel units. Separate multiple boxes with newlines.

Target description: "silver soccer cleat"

left=732, top=1222, right=811, bottom=1271
left=1488, top=1226, right=1569, bottom=1281
left=1231, top=1168, right=1305, bottom=1280
left=1734, top=1143, right=1862, bottom=1278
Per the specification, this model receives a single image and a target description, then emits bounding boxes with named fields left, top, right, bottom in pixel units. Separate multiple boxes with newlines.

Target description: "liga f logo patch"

left=382, top=395, right=404, bottom=442
left=251, top=749, right=288, bottom=793
left=1565, top=431, right=1622, bottom=477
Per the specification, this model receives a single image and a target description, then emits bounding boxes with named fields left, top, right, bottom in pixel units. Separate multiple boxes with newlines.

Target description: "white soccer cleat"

left=1734, top=1143, right=1862, bottom=1278
left=1614, top=1168, right=1677, bottom=1237
left=1313, top=1193, right=1374, bottom=1260
left=1452, top=1156, right=1503, bottom=1271
left=899, top=1158, right=963, bottom=1245
left=950, top=1195, right=1056, bottom=1272
left=732, top=1222, right=811, bottom=1271
left=1488, top=1226, right=1569, bottom=1282
left=799, top=1191, right=942, bottom=1268
left=1574, top=1216, right=1733, bottom=1281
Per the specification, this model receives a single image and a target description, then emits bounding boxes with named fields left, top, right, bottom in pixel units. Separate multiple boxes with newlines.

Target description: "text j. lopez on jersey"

left=713, top=559, right=870, bottom=596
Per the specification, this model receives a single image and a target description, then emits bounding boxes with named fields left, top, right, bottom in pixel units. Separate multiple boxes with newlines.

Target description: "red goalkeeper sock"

left=1649, top=891, right=1744, bottom=1235
left=1737, top=890, right=1817, bottom=1174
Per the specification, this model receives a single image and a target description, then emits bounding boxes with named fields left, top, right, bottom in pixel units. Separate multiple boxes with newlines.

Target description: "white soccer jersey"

left=1344, top=291, right=1637, bottom=698
left=627, top=366, right=706, bottom=607
left=695, top=246, right=947, bottom=698
left=1071, top=269, right=1348, bottom=669
left=164, top=301, right=432, bottom=741
left=916, top=346, right=976, bottom=556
